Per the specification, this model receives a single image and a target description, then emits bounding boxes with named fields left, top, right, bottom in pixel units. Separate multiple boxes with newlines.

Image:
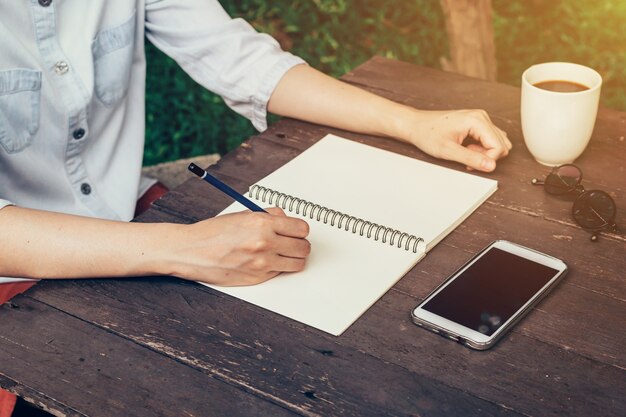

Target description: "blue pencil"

left=188, top=163, right=267, bottom=213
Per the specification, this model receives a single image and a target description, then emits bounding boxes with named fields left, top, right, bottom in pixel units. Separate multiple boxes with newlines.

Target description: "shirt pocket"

left=0, top=69, right=42, bottom=154
left=92, top=11, right=137, bottom=106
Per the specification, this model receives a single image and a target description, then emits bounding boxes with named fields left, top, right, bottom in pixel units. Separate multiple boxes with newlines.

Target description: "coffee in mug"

left=533, top=80, right=589, bottom=93
left=521, top=62, right=602, bottom=166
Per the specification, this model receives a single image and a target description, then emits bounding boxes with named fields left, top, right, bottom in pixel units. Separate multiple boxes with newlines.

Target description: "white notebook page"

left=203, top=134, right=497, bottom=335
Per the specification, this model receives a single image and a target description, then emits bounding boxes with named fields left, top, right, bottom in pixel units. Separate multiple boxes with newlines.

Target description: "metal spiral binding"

left=249, top=184, right=423, bottom=253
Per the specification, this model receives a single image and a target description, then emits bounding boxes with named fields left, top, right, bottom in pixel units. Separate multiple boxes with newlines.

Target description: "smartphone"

left=411, top=240, right=567, bottom=350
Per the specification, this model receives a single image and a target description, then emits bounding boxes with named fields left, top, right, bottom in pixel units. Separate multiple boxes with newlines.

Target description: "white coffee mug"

left=521, top=62, right=602, bottom=166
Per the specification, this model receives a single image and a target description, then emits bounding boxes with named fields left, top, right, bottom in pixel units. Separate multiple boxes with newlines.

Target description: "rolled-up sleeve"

left=0, top=199, right=14, bottom=211
left=145, top=0, right=306, bottom=131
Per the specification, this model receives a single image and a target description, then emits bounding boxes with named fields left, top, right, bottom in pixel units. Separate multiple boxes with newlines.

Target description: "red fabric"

left=0, top=281, right=36, bottom=417
left=134, top=182, right=169, bottom=217
left=0, top=390, right=16, bottom=417
left=0, top=282, right=36, bottom=305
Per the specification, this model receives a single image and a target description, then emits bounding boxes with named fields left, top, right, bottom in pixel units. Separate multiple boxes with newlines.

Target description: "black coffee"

left=533, top=80, right=590, bottom=92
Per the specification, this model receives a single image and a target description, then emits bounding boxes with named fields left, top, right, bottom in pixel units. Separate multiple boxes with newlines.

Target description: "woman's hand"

left=400, top=108, right=512, bottom=172
left=162, top=208, right=311, bottom=286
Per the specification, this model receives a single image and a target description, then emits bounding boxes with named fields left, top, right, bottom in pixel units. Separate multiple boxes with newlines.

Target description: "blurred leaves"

left=144, top=0, right=625, bottom=166
left=493, top=0, right=626, bottom=109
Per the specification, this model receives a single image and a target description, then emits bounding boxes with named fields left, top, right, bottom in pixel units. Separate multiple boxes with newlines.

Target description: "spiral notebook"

left=206, top=134, right=497, bottom=335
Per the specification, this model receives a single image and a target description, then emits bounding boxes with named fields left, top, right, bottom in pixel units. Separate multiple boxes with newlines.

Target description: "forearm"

left=0, top=206, right=173, bottom=279
left=268, top=64, right=511, bottom=172
left=0, top=206, right=311, bottom=286
left=267, top=64, right=417, bottom=141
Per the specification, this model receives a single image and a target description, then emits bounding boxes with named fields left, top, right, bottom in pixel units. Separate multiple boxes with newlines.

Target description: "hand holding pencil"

left=175, top=163, right=311, bottom=286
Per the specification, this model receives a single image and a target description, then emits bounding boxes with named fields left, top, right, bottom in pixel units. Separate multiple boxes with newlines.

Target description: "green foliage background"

left=144, top=0, right=626, bottom=166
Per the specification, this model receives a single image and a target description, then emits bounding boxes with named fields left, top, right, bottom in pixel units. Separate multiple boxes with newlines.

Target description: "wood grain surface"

left=1, top=57, right=624, bottom=417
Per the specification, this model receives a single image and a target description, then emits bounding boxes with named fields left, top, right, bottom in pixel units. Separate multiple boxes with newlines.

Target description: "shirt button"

left=73, top=128, right=86, bottom=140
left=80, top=183, right=92, bottom=195
left=54, top=61, right=69, bottom=75
left=39, top=0, right=52, bottom=6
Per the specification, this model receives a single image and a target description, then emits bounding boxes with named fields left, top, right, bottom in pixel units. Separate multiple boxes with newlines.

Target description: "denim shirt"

left=0, top=0, right=305, bottom=221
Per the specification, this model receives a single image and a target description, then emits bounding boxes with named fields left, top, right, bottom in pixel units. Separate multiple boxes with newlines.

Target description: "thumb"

left=444, top=142, right=496, bottom=172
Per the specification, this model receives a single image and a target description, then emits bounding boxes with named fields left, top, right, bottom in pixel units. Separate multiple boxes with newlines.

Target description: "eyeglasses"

left=531, top=164, right=620, bottom=241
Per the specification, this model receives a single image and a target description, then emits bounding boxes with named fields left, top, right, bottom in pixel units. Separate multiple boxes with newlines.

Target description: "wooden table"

left=1, top=57, right=624, bottom=417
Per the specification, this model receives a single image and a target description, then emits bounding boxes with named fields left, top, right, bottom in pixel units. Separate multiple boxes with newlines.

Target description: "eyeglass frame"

left=531, top=164, right=620, bottom=242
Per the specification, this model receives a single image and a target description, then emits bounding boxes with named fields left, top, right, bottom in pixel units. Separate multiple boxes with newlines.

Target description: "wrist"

left=384, top=104, right=429, bottom=145
left=132, top=222, right=186, bottom=277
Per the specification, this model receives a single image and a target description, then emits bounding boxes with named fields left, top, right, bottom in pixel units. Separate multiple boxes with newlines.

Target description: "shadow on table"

left=13, top=398, right=53, bottom=417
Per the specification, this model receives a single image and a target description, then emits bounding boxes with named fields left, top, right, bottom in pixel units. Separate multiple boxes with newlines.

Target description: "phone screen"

left=421, top=247, right=559, bottom=336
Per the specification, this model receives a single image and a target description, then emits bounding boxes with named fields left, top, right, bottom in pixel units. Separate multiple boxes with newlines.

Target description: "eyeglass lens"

left=544, top=164, right=582, bottom=195
left=573, top=190, right=617, bottom=230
